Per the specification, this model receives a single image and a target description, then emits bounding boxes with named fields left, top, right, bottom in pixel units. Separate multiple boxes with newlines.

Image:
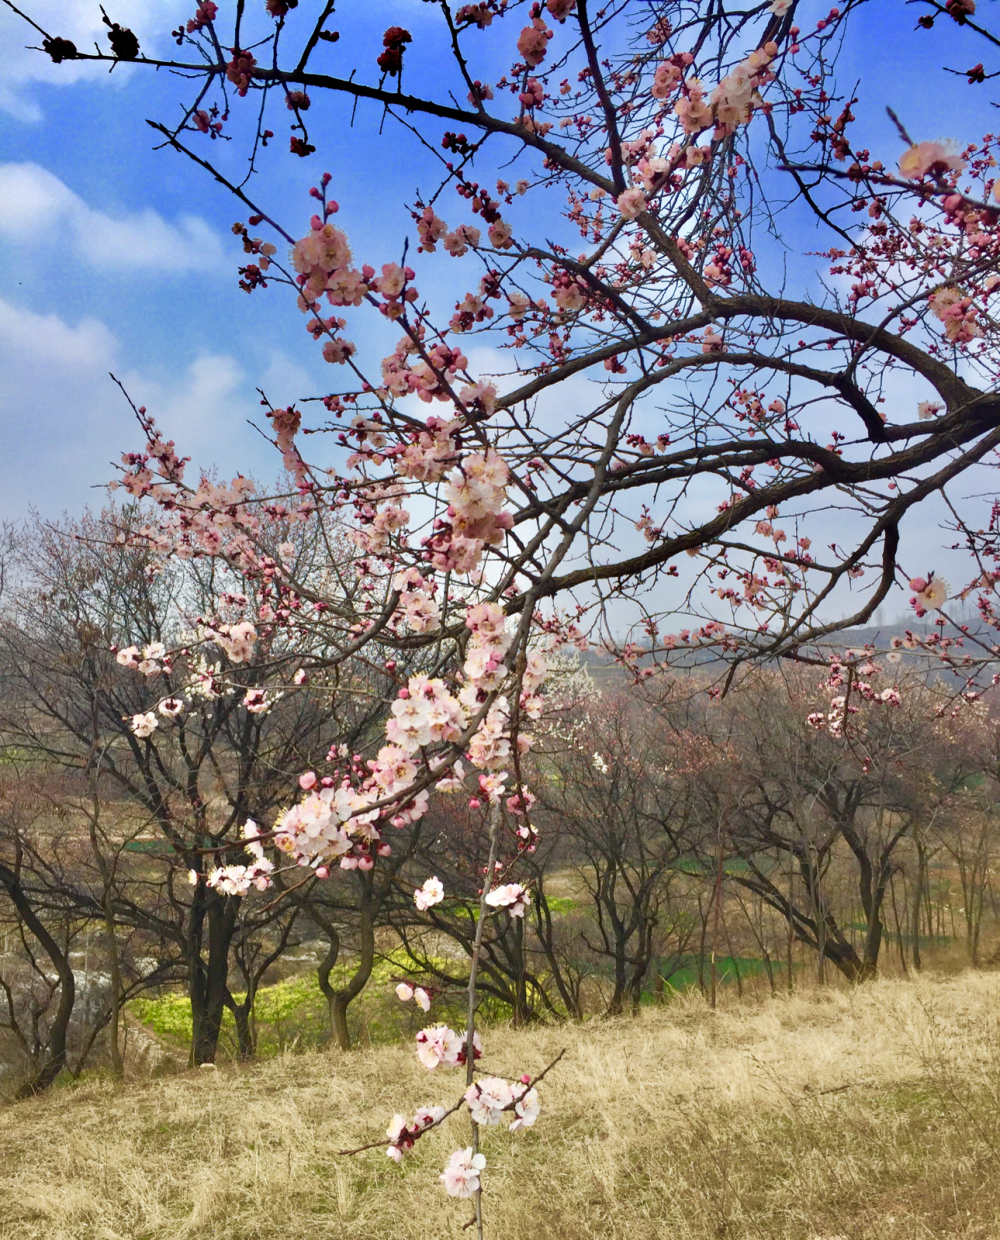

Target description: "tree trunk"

left=188, top=889, right=238, bottom=1065
left=315, top=926, right=341, bottom=1044
left=0, top=862, right=75, bottom=1097
left=103, top=897, right=124, bottom=1077
left=320, top=881, right=375, bottom=1051
left=230, top=999, right=255, bottom=1060
left=857, top=874, right=889, bottom=980
left=911, top=841, right=926, bottom=971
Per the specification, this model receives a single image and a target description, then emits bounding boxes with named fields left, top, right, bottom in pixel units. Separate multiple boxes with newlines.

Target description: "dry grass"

left=3, top=973, right=1000, bottom=1239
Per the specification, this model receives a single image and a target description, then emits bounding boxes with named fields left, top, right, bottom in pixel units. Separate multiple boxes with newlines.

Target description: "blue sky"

left=0, top=0, right=993, bottom=622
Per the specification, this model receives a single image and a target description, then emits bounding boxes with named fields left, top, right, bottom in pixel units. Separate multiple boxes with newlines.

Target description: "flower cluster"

left=415, top=1024, right=482, bottom=1070
left=414, top=875, right=445, bottom=910
left=424, top=450, right=512, bottom=575
left=928, top=286, right=982, bottom=344
left=186, top=2, right=217, bottom=33
left=517, top=14, right=552, bottom=67
left=205, top=859, right=274, bottom=894
left=440, top=1147, right=486, bottom=1198
left=386, top=1107, right=446, bottom=1162
left=130, top=711, right=158, bottom=738
left=205, top=620, right=257, bottom=664
left=898, top=141, right=965, bottom=180
left=395, top=982, right=432, bottom=1011
left=673, top=43, right=776, bottom=140
left=484, top=882, right=530, bottom=917
left=465, top=1075, right=539, bottom=1130
left=116, top=641, right=169, bottom=677
left=291, top=217, right=368, bottom=310
left=910, top=574, right=949, bottom=616
left=273, top=779, right=377, bottom=869
left=387, top=677, right=467, bottom=751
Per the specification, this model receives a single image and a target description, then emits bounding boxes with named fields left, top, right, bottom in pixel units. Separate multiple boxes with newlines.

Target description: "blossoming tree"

left=10, top=0, right=1000, bottom=1228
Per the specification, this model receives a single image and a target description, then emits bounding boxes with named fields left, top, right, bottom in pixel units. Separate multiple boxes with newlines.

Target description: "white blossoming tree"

left=9, top=0, right=1000, bottom=1230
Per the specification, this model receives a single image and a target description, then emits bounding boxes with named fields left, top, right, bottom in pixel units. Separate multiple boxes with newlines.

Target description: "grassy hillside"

left=2, top=973, right=1000, bottom=1239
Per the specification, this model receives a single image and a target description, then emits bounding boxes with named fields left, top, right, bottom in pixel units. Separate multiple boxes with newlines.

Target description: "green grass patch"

left=129, top=950, right=469, bottom=1056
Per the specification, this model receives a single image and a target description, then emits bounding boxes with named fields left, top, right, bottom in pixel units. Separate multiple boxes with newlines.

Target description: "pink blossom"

left=546, top=0, right=575, bottom=20
left=416, top=206, right=448, bottom=252
left=208, top=620, right=257, bottom=664
left=386, top=1105, right=447, bottom=1161
left=373, top=262, right=406, bottom=298
left=898, top=142, right=965, bottom=180
left=910, top=575, right=949, bottom=611
left=291, top=221, right=368, bottom=310
left=466, top=699, right=514, bottom=769
left=243, top=688, right=271, bottom=714
left=617, top=188, right=647, bottom=220
left=414, top=875, right=445, bottom=910
left=205, top=856, right=274, bottom=895
left=459, top=381, right=498, bottom=415
left=274, top=785, right=375, bottom=866
left=464, top=1076, right=513, bottom=1125
left=651, top=62, right=681, bottom=99
left=186, top=2, right=218, bottom=33
left=702, top=325, right=725, bottom=353
left=322, top=337, right=355, bottom=364
left=226, top=48, right=255, bottom=96
left=457, top=3, right=493, bottom=28
left=130, top=712, right=158, bottom=738
left=399, top=591, right=441, bottom=633
left=387, top=676, right=466, bottom=751
left=442, top=223, right=482, bottom=257
left=675, top=83, right=713, bottom=134
left=509, top=1083, right=540, bottom=1131
left=441, top=1147, right=486, bottom=1198
left=415, top=1023, right=464, bottom=1069
left=488, top=218, right=514, bottom=249
left=517, top=20, right=551, bottom=68
left=484, top=882, right=530, bottom=917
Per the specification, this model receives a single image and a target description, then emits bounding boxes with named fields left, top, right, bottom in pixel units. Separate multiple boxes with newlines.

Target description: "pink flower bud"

left=299, top=770, right=318, bottom=790
left=469, top=797, right=482, bottom=809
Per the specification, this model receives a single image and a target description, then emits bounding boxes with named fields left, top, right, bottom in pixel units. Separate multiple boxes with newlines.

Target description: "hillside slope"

left=2, top=974, right=999, bottom=1239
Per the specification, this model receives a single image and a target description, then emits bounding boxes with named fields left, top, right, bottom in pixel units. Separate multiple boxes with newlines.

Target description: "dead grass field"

left=3, top=972, right=1000, bottom=1239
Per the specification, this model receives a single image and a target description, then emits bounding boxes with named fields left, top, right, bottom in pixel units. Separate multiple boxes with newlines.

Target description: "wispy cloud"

left=0, top=296, right=273, bottom=517
left=0, top=162, right=226, bottom=274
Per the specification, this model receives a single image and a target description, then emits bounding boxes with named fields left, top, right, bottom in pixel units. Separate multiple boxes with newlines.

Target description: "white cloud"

left=0, top=162, right=225, bottom=273
left=0, top=1, right=191, bottom=121
left=0, top=297, right=117, bottom=370
left=0, top=296, right=273, bottom=518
